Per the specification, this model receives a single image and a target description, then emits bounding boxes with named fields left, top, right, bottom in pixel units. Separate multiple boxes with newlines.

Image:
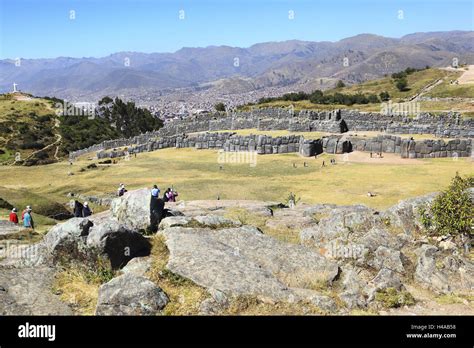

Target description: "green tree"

left=336, top=80, right=346, bottom=88
left=379, top=91, right=390, bottom=101
left=214, top=102, right=226, bottom=112
left=395, top=77, right=408, bottom=91
left=420, top=173, right=473, bottom=238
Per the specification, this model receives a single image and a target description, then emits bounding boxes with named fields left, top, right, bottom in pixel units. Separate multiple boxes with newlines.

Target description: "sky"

left=0, top=0, right=472, bottom=59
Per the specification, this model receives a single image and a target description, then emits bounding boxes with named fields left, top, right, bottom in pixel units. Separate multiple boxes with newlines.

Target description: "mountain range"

left=1, top=31, right=473, bottom=100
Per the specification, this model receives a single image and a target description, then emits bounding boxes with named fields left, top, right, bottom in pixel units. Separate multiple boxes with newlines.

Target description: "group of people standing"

left=73, top=201, right=93, bottom=218
left=149, top=185, right=179, bottom=232
left=9, top=206, right=34, bottom=229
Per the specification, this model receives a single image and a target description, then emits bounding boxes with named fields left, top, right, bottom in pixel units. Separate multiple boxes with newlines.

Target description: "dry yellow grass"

left=0, top=147, right=472, bottom=211
left=52, top=266, right=102, bottom=315
left=147, top=234, right=209, bottom=315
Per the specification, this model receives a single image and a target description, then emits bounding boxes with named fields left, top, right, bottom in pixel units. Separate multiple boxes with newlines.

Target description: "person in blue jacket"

left=23, top=208, right=34, bottom=230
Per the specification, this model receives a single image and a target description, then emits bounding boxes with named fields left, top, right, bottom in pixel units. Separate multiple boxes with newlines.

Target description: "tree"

left=395, top=77, right=408, bottom=91
left=419, top=173, right=473, bottom=238
left=379, top=91, right=390, bottom=101
left=336, top=80, right=346, bottom=88
left=214, top=102, right=226, bottom=112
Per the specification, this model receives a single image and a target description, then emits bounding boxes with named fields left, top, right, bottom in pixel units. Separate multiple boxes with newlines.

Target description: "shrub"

left=419, top=173, right=473, bottom=236
left=379, top=91, right=390, bottom=101
left=395, top=77, right=408, bottom=91
left=375, top=288, right=415, bottom=308
left=336, top=80, right=346, bottom=88
left=214, top=102, right=226, bottom=112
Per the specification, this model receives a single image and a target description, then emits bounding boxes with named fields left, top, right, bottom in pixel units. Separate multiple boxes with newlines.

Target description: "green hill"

left=0, top=94, right=163, bottom=165
left=245, top=68, right=474, bottom=117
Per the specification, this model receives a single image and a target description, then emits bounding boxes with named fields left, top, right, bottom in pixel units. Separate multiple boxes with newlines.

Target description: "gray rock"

left=0, top=266, right=73, bottom=315
left=43, top=218, right=93, bottom=259
left=160, top=226, right=338, bottom=301
left=193, top=215, right=241, bottom=228
left=308, top=294, right=338, bottom=312
left=158, top=216, right=192, bottom=229
left=340, top=268, right=367, bottom=308
left=96, top=273, right=169, bottom=315
left=41, top=215, right=151, bottom=269
left=369, top=246, right=405, bottom=273
left=382, top=193, right=437, bottom=235
left=367, top=268, right=403, bottom=302
left=121, top=256, right=152, bottom=277
left=0, top=221, right=21, bottom=239
left=111, top=188, right=151, bottom=231
left=414, top=244, right=451, bottom=293
left=300, top=205, right=382, bottom=245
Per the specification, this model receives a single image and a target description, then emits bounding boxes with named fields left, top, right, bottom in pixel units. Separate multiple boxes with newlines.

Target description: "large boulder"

left=300, top=205, right=382, bottom=246
left=414, top=244, right=474, bottom=294
left=40, top=214, right=151, bottom=269
left=300, top=205, right=404, bottom=267
left=95, top=273, right=169, bottom=315
left=339, top=267, right=368, bottom=309
left=193, top=215, right=241, bottom=228
left=43, top=218, right=93, bottom=260
left=111, top=189, right=151, bottom=231
left=160, top=226, right=339, bottom=302
left=382, top=193, right=437, bottom=235
left=368, top=246, right=405, bottom=273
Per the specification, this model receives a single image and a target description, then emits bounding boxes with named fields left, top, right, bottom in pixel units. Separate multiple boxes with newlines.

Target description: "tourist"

left=118, top=183, right=127, bottom=197
left=21, top=205, right=31, bottom=221
left=149, top=188, right=165, bottom=233
left=167, top=189, right=178, bottom=202
left=9, top=208, right=18, bottom=224
left=321, top=161, right=326, bottom=167
left=370, top=152, right=373, bottom=158
left=82, top=202, right=92, bottom=217
left=73, top=200, right=84, bottom=217
left=23, top=207, right=34, bottom=230
left=151, top=185, right=160, bottom=198
left=163, top=188, right=171, bottom=202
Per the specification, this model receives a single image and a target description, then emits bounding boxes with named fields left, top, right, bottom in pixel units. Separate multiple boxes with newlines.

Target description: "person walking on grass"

left=9, top=208, right=18, bottom=224
left=23, top=207, right=34, bottom=230
left=21, top=205, right=31, bottom=221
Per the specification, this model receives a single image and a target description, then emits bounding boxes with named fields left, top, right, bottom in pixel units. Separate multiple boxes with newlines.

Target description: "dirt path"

left=11, top=118, right=62, bottom=165
left=382, top=285, right=474, bottom=315
left=335, top=151, right=423, bottom=165
left=409, top=78, right=444, bottom=101
left=442, top=65, right=474, bottom=85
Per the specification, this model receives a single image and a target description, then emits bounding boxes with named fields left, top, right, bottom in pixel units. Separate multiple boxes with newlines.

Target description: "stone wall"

left=97, top=132, right=303, bottom=159
left=95, top=131, right=472, bottom=160
left=70, top=108, right=473, bottom=159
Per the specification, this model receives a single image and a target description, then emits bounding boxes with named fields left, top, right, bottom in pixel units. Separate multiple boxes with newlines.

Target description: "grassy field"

left=0, top=148, right=472, bottom=212
left=326, top=68, right=459, bottom=100
left=205, top=129, right=454, bottom=141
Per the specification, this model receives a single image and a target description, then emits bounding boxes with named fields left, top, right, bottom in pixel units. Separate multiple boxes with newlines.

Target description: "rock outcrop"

left=96, top=273, right=169, bottom=315
left=160, top=225, right=339, bottom=302
left=1, top=188, right=472, bottom=316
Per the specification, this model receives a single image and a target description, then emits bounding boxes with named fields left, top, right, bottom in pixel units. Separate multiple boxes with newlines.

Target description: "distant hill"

left=1, top=31, right=473, bottom=100
left=245, top=67, right=474, bottom=117
left=0, top=94, right=163, bottom=165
